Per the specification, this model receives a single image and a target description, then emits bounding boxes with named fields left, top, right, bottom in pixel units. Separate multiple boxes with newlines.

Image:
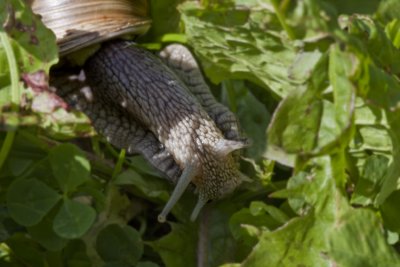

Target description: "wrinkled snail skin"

left=158, top=45, right=242, bottom=142
left=54, top=41, right=247, bottom=221
left=52, top=67, right=182, bottom=183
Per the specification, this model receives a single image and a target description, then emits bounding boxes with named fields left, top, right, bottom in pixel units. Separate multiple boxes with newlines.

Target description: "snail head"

left=158, top=138, right=249, bottom=223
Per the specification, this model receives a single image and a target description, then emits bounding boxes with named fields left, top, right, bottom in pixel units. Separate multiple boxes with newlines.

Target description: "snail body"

left=83, top=42, right=247, bottom=221
left=34, top=0, right=248, bottom=221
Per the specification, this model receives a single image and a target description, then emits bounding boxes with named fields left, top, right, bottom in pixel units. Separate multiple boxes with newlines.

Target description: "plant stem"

left=0, top=32, right=20, bottom=105
left=271, top=0, right=296, bottom=40
left=0, top=132, right=15, bottom=171
left=197, top=205, right=210, bottom=267
left=111, top=149, right=126, bottom=180
left=0, top=31, right=19, bottom=171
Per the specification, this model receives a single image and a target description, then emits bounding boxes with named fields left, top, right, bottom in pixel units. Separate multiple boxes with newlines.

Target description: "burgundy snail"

left=32, top=0, right=249, bottom=222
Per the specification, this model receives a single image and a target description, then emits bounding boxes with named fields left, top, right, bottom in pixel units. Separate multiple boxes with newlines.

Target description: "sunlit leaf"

left=179, top=2, right=299, bottom=98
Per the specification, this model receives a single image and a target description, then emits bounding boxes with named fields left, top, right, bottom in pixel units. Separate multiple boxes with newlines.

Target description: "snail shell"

left=31, top=0, right=151, bottom=56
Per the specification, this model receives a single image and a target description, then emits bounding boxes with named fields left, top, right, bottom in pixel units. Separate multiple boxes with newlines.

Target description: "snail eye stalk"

left=190, top=197, right=208, bottom=221
left=158, top=163, right=196, bottom=223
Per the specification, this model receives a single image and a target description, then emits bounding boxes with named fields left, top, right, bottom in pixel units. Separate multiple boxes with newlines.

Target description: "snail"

left=32, top=0, right=249, bottom=222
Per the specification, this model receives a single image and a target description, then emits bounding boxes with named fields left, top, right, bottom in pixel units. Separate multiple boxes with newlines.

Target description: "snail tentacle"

left=158, top=162, right=197, bottom=223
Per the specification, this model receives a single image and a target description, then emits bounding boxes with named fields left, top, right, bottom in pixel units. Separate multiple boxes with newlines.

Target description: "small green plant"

left=1, top=0, right=400, bottom=266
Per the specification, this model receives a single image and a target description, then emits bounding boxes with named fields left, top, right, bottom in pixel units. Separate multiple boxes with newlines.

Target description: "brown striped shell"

left=31, top=0, right=151, bottom=56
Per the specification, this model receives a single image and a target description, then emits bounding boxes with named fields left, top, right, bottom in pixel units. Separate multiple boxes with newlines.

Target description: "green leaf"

left=244, top=157, right=336, bottom=266
left=0, top=0, right=58, bottom=120
left=347, top=16, right=400, bottom=76
left=242, top=210, right=334, bottom=267
left=380, top=190, right=400, bottom=233
left=225, top=80, right=270, bottom=160
left=6, top=233, right=47, bottom=267
left=0, top=0, right=58, bottom=73
left=249, top=201, right=289, bottom=224
left=152, top=201, right=249, bottom=267
left=206, top=205, right=250, bottom=265
left=137, top=262, right=160, bottom=267
left=220, top=264, right=240, bottom=267
left=0, top=205, right=20, bottom=242
left=266, top=51, right=328, bottom=159
left=229, top=206, right=281, bottom=247
left=243, top=205, right=400, bottom=267
left=351, top=155, right=389, bottom=206
left=324, top=0, right=380, bottom=15
left=385, top=19, right=400, bottom=49
left=376, top=111, right=400, bottom=205
left=267, top=45, right=356, bottom=162
left=150, top=223, right=197, bottom=267
left=245, top=156, right=400, bottom=266
left=114, top=169, right=170, bottom=201
left=179, top=2, right=299, bottom=97
left=62, top=239, right=91, bottom=267
left=140, top=0, right=182, bottom=42
left=28, top=211, right=68, bottom=251
left=329, top=208, right=400, bottom=266
left=127, top=156, right=167, bottom=177
left=160, top=33, right=187, bottom=43
left=288, top=50, right=322, bottom=82
left=267, top=86, right=323, bottom=154
left=103, top=263, right=131, bottom=267
left=53, top=199, right=96, bottom=239
left=328, top=44, right=357, bottom=131
left=49, top=144, right=90, bottom=193
left=377, top=0, right=400, bottom=23
left=6, top=178, right=61, bottom=226
left=96, top=224, right=143, bottom=265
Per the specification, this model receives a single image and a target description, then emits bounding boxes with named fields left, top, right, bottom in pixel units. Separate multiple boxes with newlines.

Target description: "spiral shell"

left=31, top=0, right=151, bottom=56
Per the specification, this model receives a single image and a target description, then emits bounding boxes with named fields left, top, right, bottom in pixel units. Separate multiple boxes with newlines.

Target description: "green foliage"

left=1, top=0, right=400, bottom=266
left=150, top=223, right=197, bottom=266
left=49, top=144, right=91, bottom=193
left=179, top=1, right=299, bottom=98
left=96, top=224, right=143, bottom=265
left=6, top=178, right=61, bottom=226
left=53, top=199, right=96, bottom=239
